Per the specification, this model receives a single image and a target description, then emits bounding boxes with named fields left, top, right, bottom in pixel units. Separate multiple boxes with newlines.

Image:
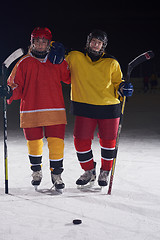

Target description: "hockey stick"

left=107, top=50, right=154, bottom=195
left=2, top=48, right=24, bottom=194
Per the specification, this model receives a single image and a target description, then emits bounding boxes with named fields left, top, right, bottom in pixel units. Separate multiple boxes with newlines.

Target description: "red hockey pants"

left=74, top=116, right=120, bottom=171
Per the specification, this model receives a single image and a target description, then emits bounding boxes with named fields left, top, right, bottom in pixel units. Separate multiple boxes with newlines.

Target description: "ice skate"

left=76, top=165, right=96, bottom=188
left=31, top=170, right=42, bottom=190
left=51, top=172, right=65, bottom=192
left=98, top=169, right=110, bottom=187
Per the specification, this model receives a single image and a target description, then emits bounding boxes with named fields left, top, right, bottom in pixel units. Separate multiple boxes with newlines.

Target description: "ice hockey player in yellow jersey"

left=65, top=30, right=133, bottom=187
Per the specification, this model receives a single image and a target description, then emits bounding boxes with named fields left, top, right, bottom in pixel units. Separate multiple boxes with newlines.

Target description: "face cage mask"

left=30, top=38, right=50, bottom=59
left=86, top=35, right=107, bottom=56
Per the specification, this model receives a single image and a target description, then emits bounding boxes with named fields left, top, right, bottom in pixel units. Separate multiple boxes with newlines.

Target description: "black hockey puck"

left=73, top=219, right=82, bottom=225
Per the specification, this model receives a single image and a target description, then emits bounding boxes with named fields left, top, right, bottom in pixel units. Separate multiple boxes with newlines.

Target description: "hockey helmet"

left=86, top=29, right=108, bottom=56
left=31, top=27, right=52, bottom=43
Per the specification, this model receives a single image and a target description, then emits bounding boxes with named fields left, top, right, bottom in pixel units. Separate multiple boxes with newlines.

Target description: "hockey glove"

left=48, top=41, right=65, bottom=64
left=118, top=82, right=134, bottom=97
left=0, top=85, right=13, bottom=99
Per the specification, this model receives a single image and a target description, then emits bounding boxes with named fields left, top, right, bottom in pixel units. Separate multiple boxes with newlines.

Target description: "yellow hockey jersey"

left=66, top=51, right=123, bottom=119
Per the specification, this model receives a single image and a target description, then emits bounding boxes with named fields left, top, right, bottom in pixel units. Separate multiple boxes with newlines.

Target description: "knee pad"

left=47, top=137, right=64, bottom=160
left=27, top=139, right=43, bottom=156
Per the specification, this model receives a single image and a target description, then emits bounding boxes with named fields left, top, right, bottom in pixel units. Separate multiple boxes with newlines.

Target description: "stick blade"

left=126, top=50, right=154, bottom=80
left=144, top=50, right=154, bottom=59
left=129, top=50, right=154, bottom=69
left=3, top=48, right=24, bottom=68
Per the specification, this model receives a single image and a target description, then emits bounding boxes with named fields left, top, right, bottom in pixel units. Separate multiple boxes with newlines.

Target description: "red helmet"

left=31, top=27, right=52, bottom=42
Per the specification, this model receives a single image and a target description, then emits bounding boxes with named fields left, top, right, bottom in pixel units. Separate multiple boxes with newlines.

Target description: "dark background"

left=0, top=1, right=159, bottom=76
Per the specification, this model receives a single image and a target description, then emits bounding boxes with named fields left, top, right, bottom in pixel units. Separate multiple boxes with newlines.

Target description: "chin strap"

left=31, top=49, right=48, bottom=59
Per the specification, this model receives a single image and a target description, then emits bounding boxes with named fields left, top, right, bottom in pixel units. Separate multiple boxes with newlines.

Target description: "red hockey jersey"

left=7, top=54, right=71, bottom=128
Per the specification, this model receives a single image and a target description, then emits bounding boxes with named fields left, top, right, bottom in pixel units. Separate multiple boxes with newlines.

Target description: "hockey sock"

left=100, top=139, right=116, bottom=171
left=74, top=138, right=95, bottom=171
left=47, top=137, right=64, bottom=174
left=27, top=139, right=43, bottom=172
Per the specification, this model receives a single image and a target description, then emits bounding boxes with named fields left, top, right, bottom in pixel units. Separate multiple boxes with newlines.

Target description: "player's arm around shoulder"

left=48, top=41, right=71, bottom=84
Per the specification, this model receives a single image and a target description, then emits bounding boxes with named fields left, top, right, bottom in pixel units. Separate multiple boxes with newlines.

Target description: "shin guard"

left=27, top=139, right=43, bottom=172
left=74, top=138, right=94, bottom=171
left=47, top=137, right=64, bottom=174
left=100, top=139, right=116, bottom=171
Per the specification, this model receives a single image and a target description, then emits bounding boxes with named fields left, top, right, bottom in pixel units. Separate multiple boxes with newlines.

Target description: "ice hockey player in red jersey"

left=7, top=27, right=71, bottom=190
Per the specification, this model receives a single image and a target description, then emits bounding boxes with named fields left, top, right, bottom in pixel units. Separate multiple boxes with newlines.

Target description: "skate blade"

left=34, top=186, right=38, bottom=191
left=99, top=186, right=107, bottom=192
left=50, top=185, right=63, bottom=194
left=77, top=180, right=95, bottom=190
left=77, top=181, right=108, bottom=193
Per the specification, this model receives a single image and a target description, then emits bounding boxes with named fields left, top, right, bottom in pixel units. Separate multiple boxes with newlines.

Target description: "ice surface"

left=0, top=91, right=160, bottom=240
